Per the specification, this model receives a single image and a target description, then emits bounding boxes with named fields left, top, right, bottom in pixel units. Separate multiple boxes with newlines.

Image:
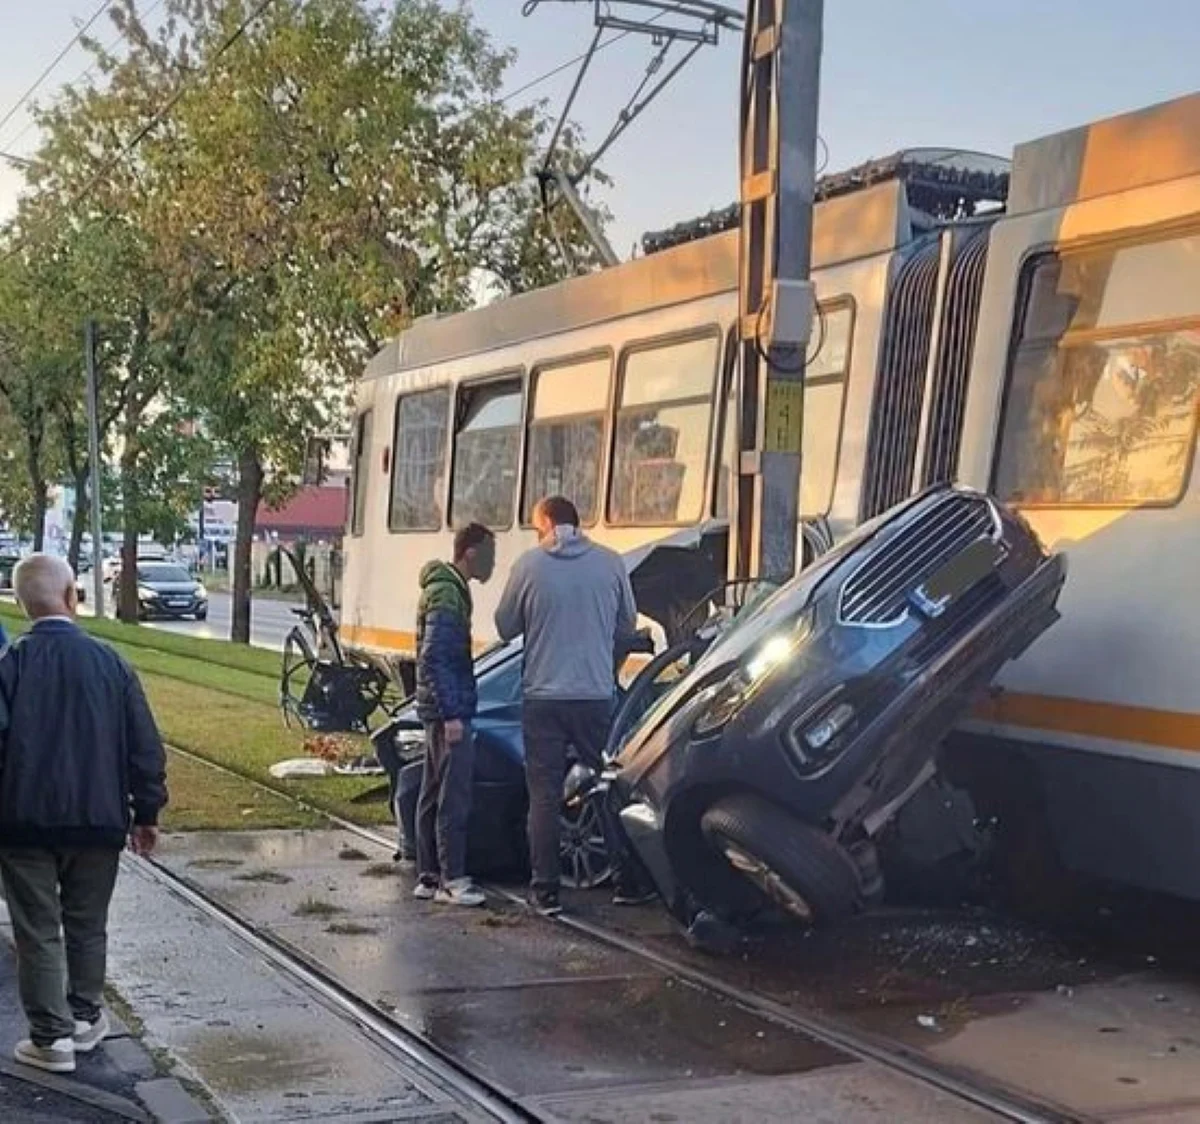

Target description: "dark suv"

left=609, top=486, right=1065, bottom=928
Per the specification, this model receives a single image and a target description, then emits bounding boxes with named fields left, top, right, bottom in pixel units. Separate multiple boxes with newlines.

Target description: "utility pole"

left=731, top=0, right=823, bottom=584
left=84, top=320, right=106, bottom=616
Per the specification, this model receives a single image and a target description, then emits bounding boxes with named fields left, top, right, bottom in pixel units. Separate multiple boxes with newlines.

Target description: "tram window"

left=450, top=377, right=522, bottom=529
left=996, top=235, right=1200, bottom=506
left=714, top=305, right=853, bottom=520
left=389, top=387, right=450, bottom=532
left=349, top=409, right=372, bottom=537
left=610, top=333, right=719, bottom=525
left=523, top=355, right=610, bottom=525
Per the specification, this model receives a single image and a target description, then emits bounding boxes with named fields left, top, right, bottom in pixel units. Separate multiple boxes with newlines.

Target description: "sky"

left=0, top=0, right=1197, bottom=254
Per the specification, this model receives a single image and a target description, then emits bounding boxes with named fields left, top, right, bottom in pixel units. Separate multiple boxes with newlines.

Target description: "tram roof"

left=364, top=173, right=933, bottom=380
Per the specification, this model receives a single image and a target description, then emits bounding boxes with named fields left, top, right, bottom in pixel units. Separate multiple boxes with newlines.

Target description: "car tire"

left=701, top=794, right=862, bottom=926
left=195, top=609, right=208, bottom=621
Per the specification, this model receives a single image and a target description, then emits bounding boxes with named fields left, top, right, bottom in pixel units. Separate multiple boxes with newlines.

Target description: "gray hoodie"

left=494, top=527, right=637, bottom=701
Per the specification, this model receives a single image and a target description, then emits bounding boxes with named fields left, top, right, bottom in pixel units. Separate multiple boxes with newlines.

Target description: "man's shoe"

left=435, top=878, right=486, bottom=907
left=529, top=888, right=563, bottom=917
left=15, top=1037, right=75, bottom=1073
left=412, top=876, right=438, bottom=900
left=73, top=1011, right=110, bottom=1053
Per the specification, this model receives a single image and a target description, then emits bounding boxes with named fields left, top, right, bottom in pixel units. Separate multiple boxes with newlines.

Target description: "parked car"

left=374, top=486, right=1065, bottom=930
left=113, top=562, right=209, bottom=621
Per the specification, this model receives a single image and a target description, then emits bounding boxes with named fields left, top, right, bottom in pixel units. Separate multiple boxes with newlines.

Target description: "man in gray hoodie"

left=495, top=495, right=638, bottom=916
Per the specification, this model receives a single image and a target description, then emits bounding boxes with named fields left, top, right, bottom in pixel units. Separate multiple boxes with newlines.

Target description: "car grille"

left=838, top=493, right=999, bottom=626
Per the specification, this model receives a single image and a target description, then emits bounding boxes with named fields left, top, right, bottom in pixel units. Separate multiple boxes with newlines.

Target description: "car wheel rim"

left=559, top=796, right=612, bottom=890
left=720, top=842, right=813, bottom=922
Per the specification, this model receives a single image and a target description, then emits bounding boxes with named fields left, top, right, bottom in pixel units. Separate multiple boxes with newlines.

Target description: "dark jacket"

left=415, top=562, right=476, bottom=724
left=0, top=619, right=168, bottom=849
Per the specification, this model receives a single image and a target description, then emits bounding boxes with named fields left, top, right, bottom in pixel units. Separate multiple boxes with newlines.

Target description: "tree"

left=123, top=0, right=607, bottom=642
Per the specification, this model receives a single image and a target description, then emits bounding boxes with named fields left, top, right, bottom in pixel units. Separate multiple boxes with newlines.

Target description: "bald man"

left=0, top=554, right=167, bottom=1074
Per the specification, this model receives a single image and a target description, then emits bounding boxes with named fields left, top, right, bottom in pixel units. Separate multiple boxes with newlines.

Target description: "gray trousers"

left=416, top=722, right=476, bottom=884
left=0, top=847, right=121, bottom=1045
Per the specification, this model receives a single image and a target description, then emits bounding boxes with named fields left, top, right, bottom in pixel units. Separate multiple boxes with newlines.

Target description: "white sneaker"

left=73, top=1011, right=110, bottom=1053
left=435, top=878, right=485, bottom=907
left=413, top=878, right=438, bottom=900
left=15, top=1037, right=76, bottom=1073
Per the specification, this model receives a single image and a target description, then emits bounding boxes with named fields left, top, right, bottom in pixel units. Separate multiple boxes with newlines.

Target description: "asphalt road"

left=80, top=590, right=298, bottom=651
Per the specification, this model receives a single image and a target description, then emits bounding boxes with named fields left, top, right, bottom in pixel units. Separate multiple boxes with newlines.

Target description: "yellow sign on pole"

left=764, top=379, right=804, bottom=454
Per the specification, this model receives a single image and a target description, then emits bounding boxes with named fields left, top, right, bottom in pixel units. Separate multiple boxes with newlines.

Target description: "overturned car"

left=375, top=485, right=1065, bottom=930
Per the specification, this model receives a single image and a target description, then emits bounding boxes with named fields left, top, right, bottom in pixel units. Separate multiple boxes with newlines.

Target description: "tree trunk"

left=25, top=431, right=47, bottom=553
left=119, top=523, right=140, bottom=623
left=29, top=483, right=47, bottom=553
left=231, top=446, right=264, bottom=645
left=67, top=465, right=89, bottom=572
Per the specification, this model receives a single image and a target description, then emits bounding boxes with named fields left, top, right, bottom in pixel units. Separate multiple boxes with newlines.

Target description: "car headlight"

left=195, top=584, right=208, bottom=599
left=692, top=607, right=816, bottom=738
left=138, top=586, right=159, bottom=600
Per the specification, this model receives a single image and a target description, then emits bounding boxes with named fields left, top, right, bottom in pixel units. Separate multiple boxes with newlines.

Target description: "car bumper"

left=142, top=599, right=206, bottom=617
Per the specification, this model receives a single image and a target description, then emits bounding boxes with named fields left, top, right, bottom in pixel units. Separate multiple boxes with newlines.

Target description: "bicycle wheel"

left=280, top=627, right=318, bottom=728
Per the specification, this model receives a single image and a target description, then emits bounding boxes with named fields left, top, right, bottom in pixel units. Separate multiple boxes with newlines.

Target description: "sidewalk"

left=0, top=901, right=177, bottom=1124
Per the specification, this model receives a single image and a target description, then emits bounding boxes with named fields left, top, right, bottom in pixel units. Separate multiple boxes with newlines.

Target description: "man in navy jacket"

left=0, top=554, right=167, bottom=1074
left=413, top=523, right=495, bottom=907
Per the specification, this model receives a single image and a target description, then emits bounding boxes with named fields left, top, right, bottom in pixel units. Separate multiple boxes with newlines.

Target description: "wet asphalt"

left=134, top=827, right=1200, bottom=1122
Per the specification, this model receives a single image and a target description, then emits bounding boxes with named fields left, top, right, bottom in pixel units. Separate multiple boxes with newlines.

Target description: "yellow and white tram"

left=343, top=92, right=1200, bottom=900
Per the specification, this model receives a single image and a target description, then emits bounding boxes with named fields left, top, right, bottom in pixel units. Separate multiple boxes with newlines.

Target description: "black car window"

left=137, top=565, right=192, bottom=584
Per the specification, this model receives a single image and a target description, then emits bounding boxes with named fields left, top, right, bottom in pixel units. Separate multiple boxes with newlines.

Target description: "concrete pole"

left=732, top=0, right=823, bottom=584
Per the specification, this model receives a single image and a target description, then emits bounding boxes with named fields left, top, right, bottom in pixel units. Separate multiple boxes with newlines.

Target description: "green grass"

left=164, top=748, right=324, bottom=832
left=0, top=598, right=280, bottom=680
left=143, top=676, right=391, bottom=827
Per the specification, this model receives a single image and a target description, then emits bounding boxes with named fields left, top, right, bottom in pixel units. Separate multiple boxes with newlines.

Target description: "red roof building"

left=255, top=486, right=348, bottom=541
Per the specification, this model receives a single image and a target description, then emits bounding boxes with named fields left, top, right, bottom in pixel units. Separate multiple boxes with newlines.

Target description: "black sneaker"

left=529, top=888, right=563, bottom=917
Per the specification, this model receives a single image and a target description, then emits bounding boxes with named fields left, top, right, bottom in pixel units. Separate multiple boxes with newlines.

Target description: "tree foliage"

left=0, top=0, right=607, bottom=638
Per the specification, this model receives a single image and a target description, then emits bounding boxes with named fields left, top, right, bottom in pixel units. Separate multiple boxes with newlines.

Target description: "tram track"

left=161, top=743, right=1092, bottom=1124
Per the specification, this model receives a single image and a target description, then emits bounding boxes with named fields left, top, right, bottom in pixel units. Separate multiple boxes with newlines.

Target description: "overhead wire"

left=0, top=0, right=116, bottom=138
left=2, top=0, right=279, bottom=264
left=0, top=0, right=168, bottom=155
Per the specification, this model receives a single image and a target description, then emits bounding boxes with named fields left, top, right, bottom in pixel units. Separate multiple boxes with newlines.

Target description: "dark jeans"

left=522, top=698, right=636, bottom=893
left=415, top=721, right=476, bottom=884
left=0, top=847, right=121, bottom=1045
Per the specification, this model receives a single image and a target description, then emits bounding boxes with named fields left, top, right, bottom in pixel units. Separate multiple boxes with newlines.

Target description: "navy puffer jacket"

left=415, top=561, right=476, bottom=723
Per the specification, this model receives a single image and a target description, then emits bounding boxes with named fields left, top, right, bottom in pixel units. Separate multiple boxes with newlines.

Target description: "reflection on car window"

left=138, top=565, right=191, bottom=583
left=996, top=236, right=1200, bottom=506
left=390, top=387, right=450, bottom=531
left=610, top=334, right=718, bottom=525
left=524, top=356, right=610, bottom=525
left=451, top=378, right=522, bottom=529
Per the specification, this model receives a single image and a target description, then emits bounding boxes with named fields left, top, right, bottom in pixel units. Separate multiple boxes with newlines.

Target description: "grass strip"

left=163, top=748, right=325, bottom=832
left=0, top=598, right=281, bottom=680
left=142, top=674, right=391, bottom=827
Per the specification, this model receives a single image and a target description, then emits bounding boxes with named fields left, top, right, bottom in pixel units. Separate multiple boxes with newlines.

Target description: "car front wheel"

left=701, top=794, right=862, bottom=926
left=195, top=607, right=208, bottom=621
